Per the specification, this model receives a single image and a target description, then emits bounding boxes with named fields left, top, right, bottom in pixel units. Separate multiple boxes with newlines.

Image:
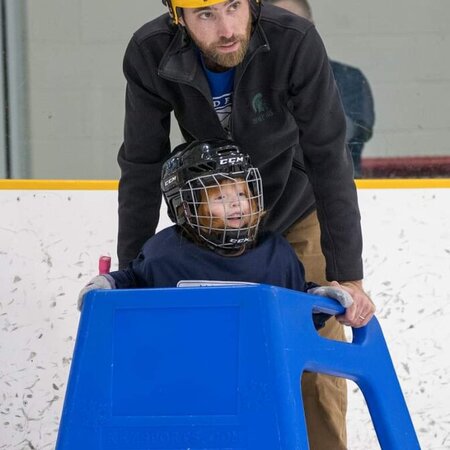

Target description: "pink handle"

left=98, top=256, right=111, bottom=274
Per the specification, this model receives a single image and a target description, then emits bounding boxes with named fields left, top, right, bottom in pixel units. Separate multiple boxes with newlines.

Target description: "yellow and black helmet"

left=162, top=0, right=261, bottom=25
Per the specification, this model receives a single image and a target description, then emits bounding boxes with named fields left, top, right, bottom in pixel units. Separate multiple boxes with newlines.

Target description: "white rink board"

left=0, top=188, right=449, bottom=449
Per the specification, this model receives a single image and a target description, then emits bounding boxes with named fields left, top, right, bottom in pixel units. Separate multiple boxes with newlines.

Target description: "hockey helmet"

left=161, top=139, right=264, bottom=252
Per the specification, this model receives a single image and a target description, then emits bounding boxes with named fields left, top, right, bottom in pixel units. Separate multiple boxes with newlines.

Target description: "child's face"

left=204, top=180, right=251, bottom=229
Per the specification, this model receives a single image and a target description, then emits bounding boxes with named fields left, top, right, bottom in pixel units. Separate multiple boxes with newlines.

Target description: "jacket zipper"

left=229, top=42, right=270, bottom=139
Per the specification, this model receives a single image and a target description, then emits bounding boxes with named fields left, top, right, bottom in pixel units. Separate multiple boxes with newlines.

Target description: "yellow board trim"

left=0, top=179, right=450, bottom=190
left=0, top=179, right=119, bottom=190
left=355, top=179, right=450, bottom=189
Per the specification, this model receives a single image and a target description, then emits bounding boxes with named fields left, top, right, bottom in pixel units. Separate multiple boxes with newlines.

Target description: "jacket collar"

left=158, top=22, right=270, bottom=87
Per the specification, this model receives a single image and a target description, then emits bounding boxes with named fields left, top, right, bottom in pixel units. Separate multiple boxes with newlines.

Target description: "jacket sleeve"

left=108, top=250, right=155, bottom=289
left=117, top=37, right=173, bottom=269
left=290, top=26, right=363, bottom=281
left=107, top=269, right=138, bottom=289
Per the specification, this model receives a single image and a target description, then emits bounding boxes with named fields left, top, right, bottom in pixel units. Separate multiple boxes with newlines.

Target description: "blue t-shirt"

left=202, top=64, right=235, bottom=135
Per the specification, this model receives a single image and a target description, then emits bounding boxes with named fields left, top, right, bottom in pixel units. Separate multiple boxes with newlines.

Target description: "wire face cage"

left=180, top=168, right=264, bottom=250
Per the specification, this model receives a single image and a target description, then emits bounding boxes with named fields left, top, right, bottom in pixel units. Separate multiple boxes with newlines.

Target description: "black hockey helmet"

left=161, top=139, right=264, bottom=252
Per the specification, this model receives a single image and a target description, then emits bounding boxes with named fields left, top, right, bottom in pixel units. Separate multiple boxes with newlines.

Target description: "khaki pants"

left=284, top=210, right=348, bottom=450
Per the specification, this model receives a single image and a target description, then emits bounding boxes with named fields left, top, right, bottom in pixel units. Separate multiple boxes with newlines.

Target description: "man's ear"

left=178, top=14, right=185, bottom=26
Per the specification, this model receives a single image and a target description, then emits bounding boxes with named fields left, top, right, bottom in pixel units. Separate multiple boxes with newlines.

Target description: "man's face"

left=180, top=0, right=252, bottom=71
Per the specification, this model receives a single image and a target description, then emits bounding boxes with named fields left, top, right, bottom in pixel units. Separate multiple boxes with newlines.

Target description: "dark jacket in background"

left=331, top=61, right=375, bottom=177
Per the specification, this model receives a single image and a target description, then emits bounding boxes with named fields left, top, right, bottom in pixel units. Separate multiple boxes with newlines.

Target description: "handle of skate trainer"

left=98, top=256, right=111, bottom=274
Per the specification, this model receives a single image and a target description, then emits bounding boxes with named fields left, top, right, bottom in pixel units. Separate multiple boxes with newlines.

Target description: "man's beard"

left=190, top=18, right=252, bottom=71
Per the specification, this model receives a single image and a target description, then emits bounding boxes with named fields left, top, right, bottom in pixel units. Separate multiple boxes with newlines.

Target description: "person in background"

left=117, top=1, right=376, bottom=448
left=268, top=0, right=376, bottom=178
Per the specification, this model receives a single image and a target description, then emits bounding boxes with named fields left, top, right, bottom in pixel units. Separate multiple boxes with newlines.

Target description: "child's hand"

left=78, top=275, right=114, bottom=311
left=307, top=283, right=354, bottom=308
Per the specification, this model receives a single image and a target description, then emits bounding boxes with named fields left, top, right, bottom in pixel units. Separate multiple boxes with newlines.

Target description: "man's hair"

left=267, top=0, right=313, bottom=21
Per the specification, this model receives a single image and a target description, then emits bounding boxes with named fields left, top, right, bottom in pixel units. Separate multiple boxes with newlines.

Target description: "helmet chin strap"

left=213, top=246, right=247, bottom=257
left=252, top=0, right=263, bottom=25
left=201, top=227, right=255, bottom=255
left=180, top=225, right=247, bottom=256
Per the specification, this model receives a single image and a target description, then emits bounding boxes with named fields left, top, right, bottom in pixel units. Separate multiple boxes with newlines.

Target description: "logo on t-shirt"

left=213, top=92, right=233, bottom=130
left=201, top=63, right=235, bottom=135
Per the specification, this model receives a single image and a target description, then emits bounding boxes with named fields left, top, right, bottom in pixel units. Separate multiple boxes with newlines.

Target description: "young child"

left=78, top=139, right=353, bottom=328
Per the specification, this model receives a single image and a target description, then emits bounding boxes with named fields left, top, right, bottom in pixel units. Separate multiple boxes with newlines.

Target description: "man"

left=117, top=1, right=375, bottom=448
left=269, top=0, right=376, bottom=178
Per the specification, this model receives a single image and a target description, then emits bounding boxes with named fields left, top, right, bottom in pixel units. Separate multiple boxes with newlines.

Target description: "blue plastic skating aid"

left=56, top=285, right=420, bottom=449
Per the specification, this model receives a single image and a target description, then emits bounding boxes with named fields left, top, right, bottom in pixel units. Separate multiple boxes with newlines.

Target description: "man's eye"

left=229, top=1, right=240, bottom=11
left=198, top=11, right=213, bottom=19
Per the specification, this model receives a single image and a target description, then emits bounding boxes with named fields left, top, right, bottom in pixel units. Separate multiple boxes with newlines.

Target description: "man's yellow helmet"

left=162, top=0, right=261, bottom=25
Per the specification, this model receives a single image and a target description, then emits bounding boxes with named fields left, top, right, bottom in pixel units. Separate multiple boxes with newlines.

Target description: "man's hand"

left=335, top=280, right=376, bottom=328
left=77, top=275, right=114, bottom=311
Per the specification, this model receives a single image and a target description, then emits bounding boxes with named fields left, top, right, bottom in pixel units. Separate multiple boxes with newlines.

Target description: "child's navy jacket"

left=110, top=226, right=312, bottom=291
left=108, top=226, right=329, bottom=329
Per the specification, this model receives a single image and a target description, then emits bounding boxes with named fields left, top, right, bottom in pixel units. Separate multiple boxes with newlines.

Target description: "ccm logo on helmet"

left=164, top=176, right=176, bottom=187
left=219, top=156, right=244, bottom=165
left=229, top=237, right=251, bottom=244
